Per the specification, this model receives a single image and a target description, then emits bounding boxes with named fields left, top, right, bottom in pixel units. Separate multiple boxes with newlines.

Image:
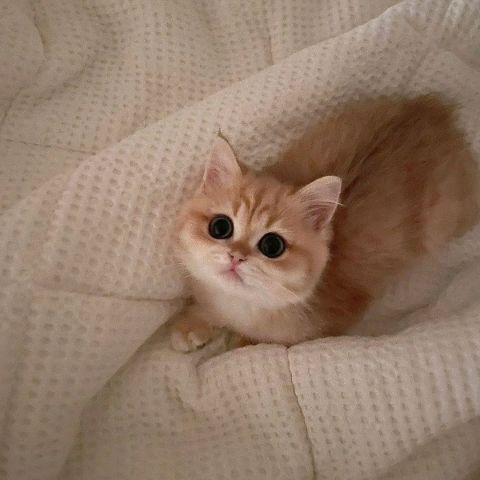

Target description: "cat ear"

left=202, top=136, right=241, bottom=192
left=296, top=176, right=342, bottom=230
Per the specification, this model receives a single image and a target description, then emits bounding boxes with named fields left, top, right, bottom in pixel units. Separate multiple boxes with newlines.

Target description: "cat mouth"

left=222, top=269, right=243, bottom=283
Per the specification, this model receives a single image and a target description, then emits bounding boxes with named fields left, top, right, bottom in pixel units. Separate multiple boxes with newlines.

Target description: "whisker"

left=320, top=200, right=344, bottom=207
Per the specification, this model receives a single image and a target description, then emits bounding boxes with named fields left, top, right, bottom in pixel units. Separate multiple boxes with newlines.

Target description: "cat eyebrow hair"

left=264, top=212, right=280, bottom=229
left=231, top=197, right=241, bottom=216
left=237, top=190, right=252, bottom=213
left=245, top=185, right=268, bottom=219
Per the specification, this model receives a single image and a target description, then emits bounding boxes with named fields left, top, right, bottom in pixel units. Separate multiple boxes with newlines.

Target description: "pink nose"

left=229, top=253, right=246, bottom=268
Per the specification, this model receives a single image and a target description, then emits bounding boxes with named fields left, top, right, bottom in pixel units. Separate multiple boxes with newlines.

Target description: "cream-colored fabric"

left=1, top=1, right=480, bottom=479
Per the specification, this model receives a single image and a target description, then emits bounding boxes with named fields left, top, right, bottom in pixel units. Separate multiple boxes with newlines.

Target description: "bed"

left=1, top=1, right=480, bottom=478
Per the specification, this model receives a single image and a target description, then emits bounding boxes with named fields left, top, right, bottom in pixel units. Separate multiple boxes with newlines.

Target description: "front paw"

left=170, top=317, right=214, bottom=352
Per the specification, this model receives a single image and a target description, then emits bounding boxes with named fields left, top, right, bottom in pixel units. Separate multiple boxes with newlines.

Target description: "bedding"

left=1, top=1, right=480, bottom=479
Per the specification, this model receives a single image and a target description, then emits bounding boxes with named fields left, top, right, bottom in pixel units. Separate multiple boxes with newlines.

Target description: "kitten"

left=170, top=95, right=479, bottom=351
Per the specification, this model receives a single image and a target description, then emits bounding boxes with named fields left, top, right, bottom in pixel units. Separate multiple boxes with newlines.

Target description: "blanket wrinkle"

left=286, top=349, right=316, bottom=480
left=1, top=1, right=480, bottom=479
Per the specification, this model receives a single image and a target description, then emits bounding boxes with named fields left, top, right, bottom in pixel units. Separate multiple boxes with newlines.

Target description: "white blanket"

left=1, top=1, right=480, bottom=479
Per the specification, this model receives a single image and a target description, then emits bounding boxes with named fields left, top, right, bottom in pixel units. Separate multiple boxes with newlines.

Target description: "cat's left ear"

left=202, top=136, right=241, bottom=193
left=296, top=176, right=342, bottom=230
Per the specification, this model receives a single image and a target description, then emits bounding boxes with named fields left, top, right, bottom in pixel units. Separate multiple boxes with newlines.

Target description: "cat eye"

left=258, top=233, right=286, bottom=258
left=208, top=215, right=234, bottom=239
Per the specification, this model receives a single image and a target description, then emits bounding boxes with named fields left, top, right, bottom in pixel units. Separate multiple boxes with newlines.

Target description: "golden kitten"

left=171, top=95, right=478, bottom=351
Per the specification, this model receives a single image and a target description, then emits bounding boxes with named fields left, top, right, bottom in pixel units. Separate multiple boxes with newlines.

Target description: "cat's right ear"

left=202, top=136, right=242, bottom=193
left=296, top=176, right=342, bottom=230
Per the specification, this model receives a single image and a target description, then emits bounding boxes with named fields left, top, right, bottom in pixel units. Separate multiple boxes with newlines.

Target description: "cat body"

left=171, top=95, right=478, bottom=351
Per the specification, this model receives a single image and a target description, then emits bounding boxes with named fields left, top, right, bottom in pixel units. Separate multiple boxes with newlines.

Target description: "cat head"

left=176, top=136, right=342, bottom=309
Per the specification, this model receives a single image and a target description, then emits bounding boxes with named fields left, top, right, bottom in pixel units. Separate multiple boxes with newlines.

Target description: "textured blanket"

left=1, top=1, right=480, bottom=479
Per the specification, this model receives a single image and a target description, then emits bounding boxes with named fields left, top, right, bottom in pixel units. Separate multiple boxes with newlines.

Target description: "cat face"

left=176, top=137, right=341, bottom=309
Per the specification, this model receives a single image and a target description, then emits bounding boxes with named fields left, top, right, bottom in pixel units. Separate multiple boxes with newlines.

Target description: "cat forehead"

left=232, top=181, right=292, bottom=221
left=232, top=201, right=277, bottom=229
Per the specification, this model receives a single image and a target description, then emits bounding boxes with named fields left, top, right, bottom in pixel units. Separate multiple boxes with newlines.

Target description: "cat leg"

left=170, top=304, right=217, bottom=352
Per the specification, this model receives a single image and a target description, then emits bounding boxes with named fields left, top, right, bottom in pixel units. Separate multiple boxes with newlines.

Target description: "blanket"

left=1, top=1, right=480, bottom=479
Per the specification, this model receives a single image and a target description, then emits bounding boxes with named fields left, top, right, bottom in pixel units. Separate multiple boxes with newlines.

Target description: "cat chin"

left=205, top=276, right=303, bottom=309
left=207, top=273, right=249, bottom=293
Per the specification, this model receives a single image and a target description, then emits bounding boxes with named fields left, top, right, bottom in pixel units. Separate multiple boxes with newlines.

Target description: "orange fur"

left=171, top=95, right=479, bottom=350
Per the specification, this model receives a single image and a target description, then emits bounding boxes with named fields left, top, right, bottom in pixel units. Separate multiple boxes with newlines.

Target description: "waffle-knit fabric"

left=1, top=1, right=480, bottom=479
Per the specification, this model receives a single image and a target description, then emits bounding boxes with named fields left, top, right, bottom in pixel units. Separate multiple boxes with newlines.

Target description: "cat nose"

left=229, top=252, right=246, bottom=263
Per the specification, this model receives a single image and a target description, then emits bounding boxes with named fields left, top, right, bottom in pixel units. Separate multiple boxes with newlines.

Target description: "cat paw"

left=170, top=321, right=213, bottom=352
